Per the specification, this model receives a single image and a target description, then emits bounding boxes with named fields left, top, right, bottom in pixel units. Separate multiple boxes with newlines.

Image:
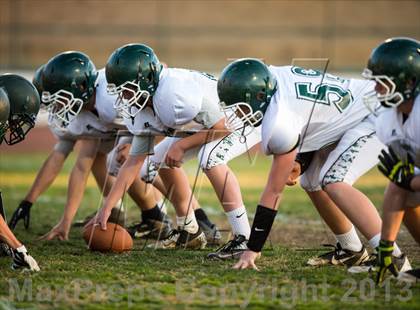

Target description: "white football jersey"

left=66, top=69, right=125, bottom=138
left=376, top=95, right=420, bottom=167
left=125, top=68, right=223, bottom=135
left=262, top=66, right=375, bottom=154
left=48, top=122, right=77, bottom=140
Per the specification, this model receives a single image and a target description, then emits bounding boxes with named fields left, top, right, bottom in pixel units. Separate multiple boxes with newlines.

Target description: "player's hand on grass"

left=11, top=245, right=40, bottom=272
left=9, top=200, right=32, bottom=230
left=378, top=147, right=414, bottom=191
left=233, top=250, right=261, bottom=270
left=165, top=142, right=185, bottom=168
left=39, top=219, right=70, bottom=241
left=286, top=161, right=301, bottom=186
left=376, top=240, right=399, bottom=284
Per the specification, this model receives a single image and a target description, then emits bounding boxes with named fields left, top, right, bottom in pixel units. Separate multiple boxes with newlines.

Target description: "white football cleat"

left=11, top=246, right=40, bottom=272
left=348, top=253, right=411, bottom=274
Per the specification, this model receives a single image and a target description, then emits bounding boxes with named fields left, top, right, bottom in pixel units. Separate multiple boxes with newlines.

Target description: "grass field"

left=0, top=152, right=419, bottom=309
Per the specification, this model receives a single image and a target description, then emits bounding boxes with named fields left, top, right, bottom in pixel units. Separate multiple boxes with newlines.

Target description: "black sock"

left=194, top=208, right=213, bottom=227
left=142, top=205, right=164, bottom=222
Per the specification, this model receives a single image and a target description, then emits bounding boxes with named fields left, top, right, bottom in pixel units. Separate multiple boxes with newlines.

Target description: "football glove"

left=378, top=147, right=414, bottom=191
left=11, top=245, right=40, bottom=272
left=0, top=242, right=12, bottom=257
left=376, top=240, right=398, bottom=284
left=9, top=200, right=32, bottom=230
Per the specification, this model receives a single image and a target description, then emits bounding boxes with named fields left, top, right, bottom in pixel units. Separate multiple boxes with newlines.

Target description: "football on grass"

left=83, top=223, right=133, bottom=253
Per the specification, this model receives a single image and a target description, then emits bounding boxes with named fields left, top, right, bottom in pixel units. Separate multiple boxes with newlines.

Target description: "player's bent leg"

left=403, top=206, right=420, bottom=245
left=140, top=138, right=220, bottom=246
left=106, top=137, right=172, bottom=237
left=126, top=177, right=172, bottom=240
left=305, top=190, right=368, bottom=267
left=307, top=190, right=352, bottom=235
left=297, top=147, right=367, bottom=267
left=317, top=124, right=408, bottom=273
left=324, top=182, right=382, bottom=241
left=391, top=205, right=419, bottom=282
left=151, top=167, right=206, bottom=249
left=204, top=165, right=247, bottom=257
left=200, top=129, right=260, bottom=258
left=322, top=183, right=410, bottom=274
left=320, top=122, right=384, bottom=244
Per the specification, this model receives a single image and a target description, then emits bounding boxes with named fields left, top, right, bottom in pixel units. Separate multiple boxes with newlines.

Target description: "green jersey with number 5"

left=261, top=65, right=376, bottom=154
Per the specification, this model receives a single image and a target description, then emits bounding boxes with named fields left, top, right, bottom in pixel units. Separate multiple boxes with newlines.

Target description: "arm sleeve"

left=129, top=135, right=155, bottom=156
left=265, top=132, right=300, bottom=155
left=262, top=102, right=302, bottom=155
left=194, top=97, right=224, bottom=128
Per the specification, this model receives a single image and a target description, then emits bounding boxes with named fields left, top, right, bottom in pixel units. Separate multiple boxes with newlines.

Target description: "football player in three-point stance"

left=216, top=58, right=408, bottom=271
left=8, top=65, right=127, bottom=232
left=93, top=43, right=260, bottom=254
left=34, top=51, right=172, bottom=241
left=362, top=37, right=420, bottom=283
left=0, top=74, right=40, bottom=271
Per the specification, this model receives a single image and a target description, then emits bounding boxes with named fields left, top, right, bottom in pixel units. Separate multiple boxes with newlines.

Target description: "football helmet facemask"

left=362, top=37, right=420, bottom=111
left=0, top=74, right=40, bottom=145
left=42, top=51, right=98, bottom=127
left=106, top=43, right=162, bottom=118
left=217, top=58, right=277, bottom=133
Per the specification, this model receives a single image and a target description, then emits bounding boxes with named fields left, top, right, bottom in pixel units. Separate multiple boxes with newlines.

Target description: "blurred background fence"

left=1, top=0, right=419, bottom=73
left=0, top=0, right=419, bottom=152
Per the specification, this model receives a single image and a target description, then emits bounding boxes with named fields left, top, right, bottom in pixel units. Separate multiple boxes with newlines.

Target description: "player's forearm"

left=247, top=152, right=296, bottom=253
left=381, top=182, right=407, bottom=241
left=259, top=152, right=296, bottom=209
left=260, top=187, right=283, bottom=210
left=61, top=139, right=100, bottom=223
left=177, top=129, right=226, bottom=151
left=25, top=150, right=67, bottom=202
left=103, top=155, right=145, bottom=211
left=62, top=161, right=94, bottom=222
left=0, top=215, right=22, bottom=249
left=177, top=118, right=228, bottom=150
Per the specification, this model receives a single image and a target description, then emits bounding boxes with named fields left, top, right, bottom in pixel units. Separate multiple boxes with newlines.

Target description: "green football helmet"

left=32, top=64, right=45, bottom=97
left=0, top=87, right=10, bottom=143
left=217, top=58, right=277, bottom=131
left=363, top=37, right=420, bottom=109
left=42, top=51, right=98, bottom=126
left=106, top=43, right=162, bottom=118
left=0, top=74, right=40, bottom=145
